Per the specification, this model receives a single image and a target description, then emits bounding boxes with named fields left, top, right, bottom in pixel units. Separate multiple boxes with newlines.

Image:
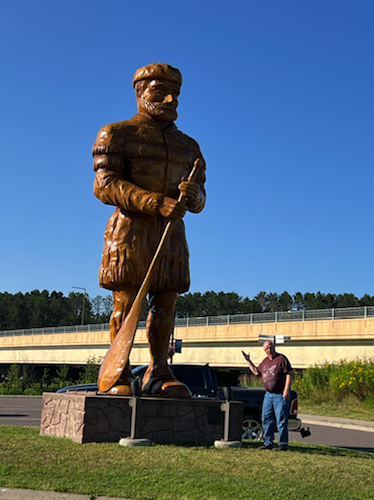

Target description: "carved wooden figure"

left=92, top=63, right=206, bottom=397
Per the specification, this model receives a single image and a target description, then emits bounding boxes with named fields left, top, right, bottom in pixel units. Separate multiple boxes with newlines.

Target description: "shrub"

left=78, top=355, right=102, bottom=384
left=298, top=358, right=374, bottom=403
left=328, top=359, right=374, bottom=401
left=239, top=373, right=263, bottom=387
left=53, top=364, right=71, bottom=389
left=24, top=384, right=42, bottom=395
left=0, top=358, right=102, bottom=395
left=293, top=364, right=333, bottom=402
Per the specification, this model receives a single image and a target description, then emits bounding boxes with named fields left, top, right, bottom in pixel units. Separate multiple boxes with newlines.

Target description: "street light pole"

left=72, top=286, right=86, bottom=326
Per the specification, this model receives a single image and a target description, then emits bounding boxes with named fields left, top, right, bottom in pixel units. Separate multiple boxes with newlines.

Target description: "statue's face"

left=137, top=79, right=180, bottom=122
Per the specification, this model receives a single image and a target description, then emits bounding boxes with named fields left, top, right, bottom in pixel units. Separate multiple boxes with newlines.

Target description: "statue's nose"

left=163, top=94, right=173, bottom=103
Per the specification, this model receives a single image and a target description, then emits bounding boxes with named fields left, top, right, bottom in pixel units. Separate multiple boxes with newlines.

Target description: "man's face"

left=137, top=79, right=180, bottom=122
left=263, top=341, right=275, bottom=359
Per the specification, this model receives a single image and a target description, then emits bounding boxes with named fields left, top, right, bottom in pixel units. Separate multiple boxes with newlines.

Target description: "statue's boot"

left=141, top=291, right=192, bottom=398
left=142, top=362, right=192, bottom=398
left=101, top=361, right=136, bottom=396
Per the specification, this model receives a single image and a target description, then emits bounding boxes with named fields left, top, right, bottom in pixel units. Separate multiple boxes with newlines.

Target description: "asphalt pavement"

left=299, top=413, right=374, bottom=433
left=1, top=414, right=373, bottom=500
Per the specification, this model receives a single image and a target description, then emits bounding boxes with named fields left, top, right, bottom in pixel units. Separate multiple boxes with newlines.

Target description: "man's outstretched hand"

left=242, top=351, right=250, bottom=362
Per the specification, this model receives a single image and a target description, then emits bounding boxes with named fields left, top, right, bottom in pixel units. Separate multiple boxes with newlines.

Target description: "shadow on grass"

left=3, top=425, right=373, bottom=461
left=160, top=440, right=374, bottom=459
left=242, top=440, right=374, bottom=459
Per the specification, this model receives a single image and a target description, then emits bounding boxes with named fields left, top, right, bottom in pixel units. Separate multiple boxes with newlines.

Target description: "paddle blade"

left=98, top=307, right=141, bottom=392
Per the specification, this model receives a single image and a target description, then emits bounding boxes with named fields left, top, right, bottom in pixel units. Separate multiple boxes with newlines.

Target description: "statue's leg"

left=104, top=287, right=138, bottom=396
left=141, top=290, right=191, bottom=398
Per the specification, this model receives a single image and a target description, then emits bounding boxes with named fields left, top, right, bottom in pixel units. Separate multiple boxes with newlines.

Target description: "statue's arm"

left=93, top=153, right=163, bottom=215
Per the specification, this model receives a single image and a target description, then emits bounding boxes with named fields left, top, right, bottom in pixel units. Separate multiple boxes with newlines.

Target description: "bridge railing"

left=1, top=305, right=374, bottom=337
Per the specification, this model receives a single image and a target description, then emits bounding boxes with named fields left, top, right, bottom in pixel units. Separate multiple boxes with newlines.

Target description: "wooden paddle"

left=98, top=158, right=202, bottom=393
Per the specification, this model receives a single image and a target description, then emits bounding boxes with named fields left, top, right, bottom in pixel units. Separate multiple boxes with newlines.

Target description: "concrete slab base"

left=119, top=437, right=151, bottom=447
left=214, top=439, right=242, bottom=448
left=39, top=392, right=243, bottom=445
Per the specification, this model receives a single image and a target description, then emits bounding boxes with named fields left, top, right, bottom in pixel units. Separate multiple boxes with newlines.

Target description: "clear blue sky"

left=1, top=1, right=373, bottom=301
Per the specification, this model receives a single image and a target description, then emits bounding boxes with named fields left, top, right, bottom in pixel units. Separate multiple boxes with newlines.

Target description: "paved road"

left=290, top=422, right=374, bottom=453
left=0, top=488, right=130, bottom=500
left=1, top=396, right=373, bottom=453
left=0, top=395, right=42, bottom=427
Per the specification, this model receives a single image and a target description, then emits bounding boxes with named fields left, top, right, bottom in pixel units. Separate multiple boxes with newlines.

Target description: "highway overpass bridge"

left=1, top=306, right=373, bottom=370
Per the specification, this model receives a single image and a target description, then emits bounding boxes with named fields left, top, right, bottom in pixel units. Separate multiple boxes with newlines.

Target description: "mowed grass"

left=299, top=395, right=374, bottom=421
left=1, top=426, right=374, bottom=500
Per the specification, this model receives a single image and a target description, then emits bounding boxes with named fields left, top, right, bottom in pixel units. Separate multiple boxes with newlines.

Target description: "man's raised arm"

left=242, top=350, right=259, bottom=376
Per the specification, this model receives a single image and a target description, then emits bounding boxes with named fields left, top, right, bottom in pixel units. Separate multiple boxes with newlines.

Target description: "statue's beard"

left=140, top=97, right=177, bottom=122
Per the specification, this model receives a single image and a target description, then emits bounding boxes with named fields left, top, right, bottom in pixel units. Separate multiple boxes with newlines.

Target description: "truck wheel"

left=242, top=417, right=263, bottom=441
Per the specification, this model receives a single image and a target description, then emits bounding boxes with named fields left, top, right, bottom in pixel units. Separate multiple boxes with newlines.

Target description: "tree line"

left=1, top=289, right=374, bottom=331
left=0, top=290, right=112, bottom=330
left=174, top=290, right=374, bottom=317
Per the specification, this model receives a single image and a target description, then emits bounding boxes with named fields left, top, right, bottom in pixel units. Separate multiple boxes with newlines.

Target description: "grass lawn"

left=1, top=426, right=373, bottom=500
left=299, top=395, right=374, bottom=421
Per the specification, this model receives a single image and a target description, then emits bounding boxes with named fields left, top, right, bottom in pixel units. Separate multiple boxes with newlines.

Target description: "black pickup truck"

left=58, top=363, right=302, bottom=440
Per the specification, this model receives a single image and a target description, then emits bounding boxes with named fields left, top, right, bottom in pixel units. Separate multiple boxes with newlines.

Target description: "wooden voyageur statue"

left=92, top=63, right=206, bottom=397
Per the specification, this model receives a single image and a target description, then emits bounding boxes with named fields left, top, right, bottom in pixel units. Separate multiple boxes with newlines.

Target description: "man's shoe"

left=258, top=444, right=273, bottom=450
left=274, top=444, right=289, bottom=451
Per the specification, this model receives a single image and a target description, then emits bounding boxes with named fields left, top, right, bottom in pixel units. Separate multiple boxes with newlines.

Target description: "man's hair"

left=264, top=341, right=275, bottom=348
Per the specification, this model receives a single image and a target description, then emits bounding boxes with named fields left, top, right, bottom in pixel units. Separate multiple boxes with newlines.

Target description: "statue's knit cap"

left=133, top=63, right=182, bottom=88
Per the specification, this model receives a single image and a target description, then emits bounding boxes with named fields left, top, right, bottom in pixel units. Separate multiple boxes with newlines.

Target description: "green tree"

left=66, top=292, right=93, bottom=325
left=3, top=364, right=24, bottom=394
left=26, top=290, right=50, bottom=328
left=336, top=293, right=359, bottom=308
left=79, top=356, right=102, bottom=383
left=49, top=291, right=71, bottom=326
left=40, top=368, right=50, bottom=392
left=293, top=292, right=305, bottom=310
left=91, top=295, right=104, bottom=322
left=359, top=294, right=374, bottom=306
left=325, top=293, right=338, bottom=309
left=278, top=291, right=293, bottom=311
left=240, top=296, right=262, bottom=314
left=267, top=293, right=280, bottom=312
left=253, top=291, right=269, bottom=312
left=303, top=292, right=319, bottom=309
left=7, top=292, right=29, bottom=329
left=176, top=292, right=204, bottom=317
left=54, top=365, right=71, bottom=388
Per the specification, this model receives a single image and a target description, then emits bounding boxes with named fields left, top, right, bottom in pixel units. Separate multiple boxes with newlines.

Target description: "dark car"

left=57, top=383, right=99, bottom=393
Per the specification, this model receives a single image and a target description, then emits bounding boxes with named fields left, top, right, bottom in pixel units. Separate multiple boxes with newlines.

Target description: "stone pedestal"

left=40, top=392, right=243, bottom=445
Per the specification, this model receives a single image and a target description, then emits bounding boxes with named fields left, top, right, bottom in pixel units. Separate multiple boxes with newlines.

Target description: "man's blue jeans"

left=262, top=391, right=291, bottom=446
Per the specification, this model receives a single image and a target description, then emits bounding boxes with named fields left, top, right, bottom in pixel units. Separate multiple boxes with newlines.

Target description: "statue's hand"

left=178, top=179, right=199, bottom=202
left=159, top=197, right=186, bottom=219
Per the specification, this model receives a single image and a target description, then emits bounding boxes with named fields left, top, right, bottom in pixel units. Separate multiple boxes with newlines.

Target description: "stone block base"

left=40, top=393, right=243, bottom=445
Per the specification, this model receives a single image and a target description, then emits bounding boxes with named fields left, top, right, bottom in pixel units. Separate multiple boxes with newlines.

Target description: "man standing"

left=92, top=63, right=206, bottom=397
left=242, top=341, right=294, bottom=450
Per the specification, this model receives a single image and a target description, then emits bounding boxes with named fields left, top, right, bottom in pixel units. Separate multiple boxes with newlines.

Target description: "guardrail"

left=1, top=305, right=374, bottom=338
